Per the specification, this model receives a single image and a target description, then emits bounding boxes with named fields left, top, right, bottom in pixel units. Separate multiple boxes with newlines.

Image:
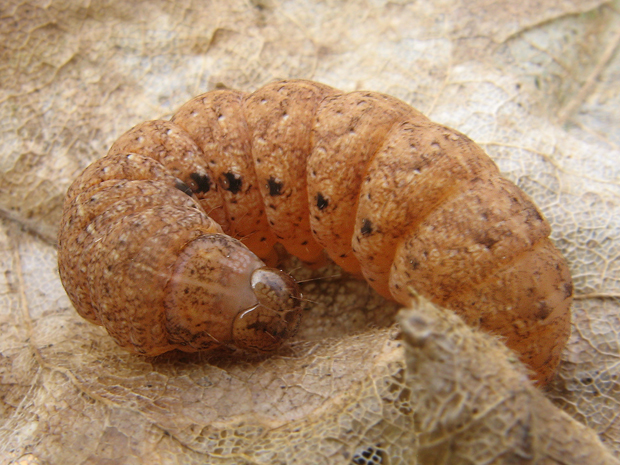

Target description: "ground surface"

left=1, top=1, right=619, bottom=463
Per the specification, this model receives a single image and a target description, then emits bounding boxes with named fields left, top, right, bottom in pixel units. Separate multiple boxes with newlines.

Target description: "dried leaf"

left=1, top=0, right=618, bottom=463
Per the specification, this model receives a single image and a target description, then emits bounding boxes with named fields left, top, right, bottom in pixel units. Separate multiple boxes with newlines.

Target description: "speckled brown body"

left=58, top=80, right=572, bottom=384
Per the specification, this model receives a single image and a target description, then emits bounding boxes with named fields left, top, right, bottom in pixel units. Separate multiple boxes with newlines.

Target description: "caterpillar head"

left=164, top=234, right=302, bottom=353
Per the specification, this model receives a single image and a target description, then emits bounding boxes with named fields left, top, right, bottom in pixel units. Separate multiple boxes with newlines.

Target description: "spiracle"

left=57, top=80, right=572, bottom=384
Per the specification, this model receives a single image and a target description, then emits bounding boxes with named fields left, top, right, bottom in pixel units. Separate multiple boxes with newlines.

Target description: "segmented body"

left=58, top=80, right=573, bottom=384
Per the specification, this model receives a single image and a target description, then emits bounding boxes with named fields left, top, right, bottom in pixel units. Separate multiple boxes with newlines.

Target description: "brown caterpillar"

left=57, top=80, right=572, bottom=385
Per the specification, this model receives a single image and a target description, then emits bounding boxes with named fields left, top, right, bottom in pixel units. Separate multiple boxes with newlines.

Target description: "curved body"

left=58, top=80, right=572, bottom=384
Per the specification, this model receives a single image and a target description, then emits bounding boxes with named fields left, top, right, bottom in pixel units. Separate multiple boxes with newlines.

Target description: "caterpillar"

left=57, top=79, right=573, bottom=385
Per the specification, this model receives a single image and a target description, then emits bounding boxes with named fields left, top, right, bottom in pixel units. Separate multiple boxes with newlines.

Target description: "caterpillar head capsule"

left=163, top=234, right=302, bottom=354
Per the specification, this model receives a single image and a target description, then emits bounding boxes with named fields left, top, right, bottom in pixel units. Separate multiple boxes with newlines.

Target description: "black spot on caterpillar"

left=57, top=80, right=572, bottom=384
left=190, top=172, right=211, bottom=193
left=361, top=219, right=373, bottom=236
left=267, top=176, right=283, bottom=196
left=316, top=193, right=329, bottom=210
left=221, top=171, right=243, bottom=194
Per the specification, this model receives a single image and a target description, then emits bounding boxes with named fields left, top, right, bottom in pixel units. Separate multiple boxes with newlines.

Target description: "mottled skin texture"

left=243, top=81, right=338, bottom=264
left=108, top=120, right=229, bottom=230
left=172, top=91, right=279, bottom=263
left=57, top=80, right=573, bottom=384
left=307, top=91, right=427, bottom=275
left=58, top=134, right=302, bottom=355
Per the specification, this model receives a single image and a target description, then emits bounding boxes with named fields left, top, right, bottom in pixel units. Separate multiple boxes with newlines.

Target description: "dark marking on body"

left=526, top=205, right=544, bottom=223
left=316, top=193, right=328, bottom=210
left=475, top=232, right=500, bottom=249
left=222, top=172, right=243, bottom=194
left=267, top=177, right=283, bottom=196
left=534, top=302, right=552, bottom=320
left=190, top=172, right=211, bottom=193
left=361, top=219, right=373, bottom=236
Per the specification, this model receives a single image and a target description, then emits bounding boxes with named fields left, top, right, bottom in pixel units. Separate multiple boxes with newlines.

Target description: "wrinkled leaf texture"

left=1, top=0, right=619, bottom=463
